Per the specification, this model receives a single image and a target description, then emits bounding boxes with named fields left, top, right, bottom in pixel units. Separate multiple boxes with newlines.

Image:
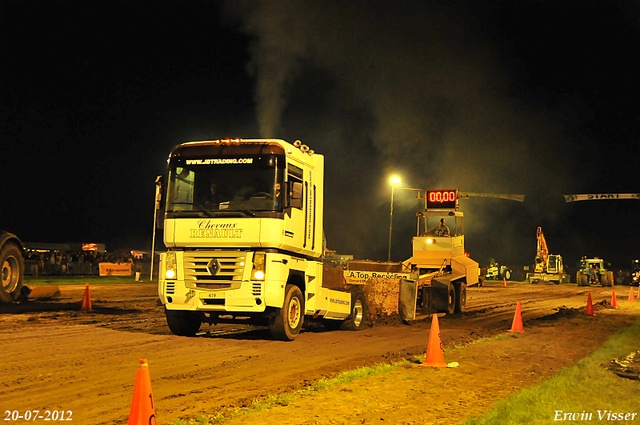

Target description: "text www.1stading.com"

left=4, top=410, right=72, bottom=421
left=185, top=158, right=253, bottom=165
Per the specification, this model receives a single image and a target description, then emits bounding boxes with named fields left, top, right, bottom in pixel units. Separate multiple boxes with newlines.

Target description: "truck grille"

left=165, top=282, right=175, bottom=295
left=184, top=251, right=246, bottom=290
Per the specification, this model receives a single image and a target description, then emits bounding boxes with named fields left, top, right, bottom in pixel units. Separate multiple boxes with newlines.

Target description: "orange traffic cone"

left=629, top=287, right=636, bottom=302
left=503, top=277, right=507, bottom=287
left=586, top=293, right=595, bottom=316
left=611, top=290, right=619, bottom=308
left=128, top=359, right=156, bottom=425
left=420, top=314, right=448, bottom=368
left=80, top=283, right=92, bottom=311
left=508, top=300, right=525, bottom=333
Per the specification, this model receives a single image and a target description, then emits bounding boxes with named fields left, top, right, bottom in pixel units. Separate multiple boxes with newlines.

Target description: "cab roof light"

left=290, top=139, right=315, bottom=155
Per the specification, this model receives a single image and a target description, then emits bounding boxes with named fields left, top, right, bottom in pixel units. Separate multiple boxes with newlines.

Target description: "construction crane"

left=526, top=227, right=570, bottom=284
left=534, top=227, right=548, bottom=273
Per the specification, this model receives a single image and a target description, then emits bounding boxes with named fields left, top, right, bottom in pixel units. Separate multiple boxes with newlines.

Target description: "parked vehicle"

left=0, top=230, right=25, bottom=304
left=576, top=257, right=613, bottom=287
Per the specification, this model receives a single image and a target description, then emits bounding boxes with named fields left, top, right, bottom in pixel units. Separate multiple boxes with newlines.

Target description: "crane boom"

left=535, top=227, right=548, bottom=273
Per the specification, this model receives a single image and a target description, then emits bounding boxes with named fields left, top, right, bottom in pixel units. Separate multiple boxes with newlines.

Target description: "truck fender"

left=0, top=231, right=24, bottom=251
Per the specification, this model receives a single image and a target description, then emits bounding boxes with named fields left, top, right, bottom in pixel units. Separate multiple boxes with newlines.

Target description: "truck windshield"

left=166, top=155, right=283, bottom=217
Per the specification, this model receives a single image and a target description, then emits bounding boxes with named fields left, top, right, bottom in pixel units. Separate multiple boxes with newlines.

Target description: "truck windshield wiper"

left=231, top=202, right=257, bottom=217
left=224, top=207, right=256, bottom=217
left=168, top=202, right=216, bottom=217
left=168, top=202, right=256, bottom=217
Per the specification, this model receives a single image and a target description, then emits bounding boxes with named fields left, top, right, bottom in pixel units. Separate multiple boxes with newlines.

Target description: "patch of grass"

left=24, top=276, right=141, bottom=285
left=310, top=362, right=402, bottom=392
left=414, top=333, right=511, bottom=363
left=169, top=361, right=407, bottom=425
left=463, top=317, right=640, bottom=425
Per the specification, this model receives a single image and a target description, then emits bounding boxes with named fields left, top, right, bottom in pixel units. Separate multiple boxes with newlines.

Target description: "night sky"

left=1, top=0, right=639, bottom=273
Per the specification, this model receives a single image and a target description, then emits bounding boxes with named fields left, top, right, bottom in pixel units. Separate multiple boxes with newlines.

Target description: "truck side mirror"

left=286, top=181, right=304, bottom=209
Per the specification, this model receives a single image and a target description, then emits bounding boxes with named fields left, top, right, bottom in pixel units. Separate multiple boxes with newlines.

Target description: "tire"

left=446, top=284, right=456, bottom=314
left=165, top=309, right=202, bottom=336
left=0, top=241, right=24, bottom=304
left=454, top=282, right=467, bottom=314
left=601, top=271, right=614, bottom=287
left=269, top=284, right=304, bottom=341
left=341, top=291, right=367, bottom=331
left=577, top=273, right=588, bottom=287
left=431, top=284, right=456, bottom=315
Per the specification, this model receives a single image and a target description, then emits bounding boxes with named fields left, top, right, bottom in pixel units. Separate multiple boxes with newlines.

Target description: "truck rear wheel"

left=165, top=309, right=201, bottom=336
left=0, top=241, right=24, bottom=304
left=269, top=284, right=304, bottom=341
left=454, top=282, right=467, bottom=314
left=431, top=284, right=455, bottom=315
left=341, top=291, right=367, bottom=331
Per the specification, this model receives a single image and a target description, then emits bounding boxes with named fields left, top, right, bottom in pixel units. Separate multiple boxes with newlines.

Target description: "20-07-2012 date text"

left=4, top=410, right=72, bottom=421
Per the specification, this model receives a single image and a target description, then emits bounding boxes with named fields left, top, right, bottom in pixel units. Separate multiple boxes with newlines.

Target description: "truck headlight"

left=165, top=252, right=177, bottom=280
left=426, top=238, right=435, bottom=244
left=252, top=252, right=265, bottom=281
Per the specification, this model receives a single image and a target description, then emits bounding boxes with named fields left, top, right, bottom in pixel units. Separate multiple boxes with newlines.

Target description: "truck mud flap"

left=398, top=279, right=417, bottom=321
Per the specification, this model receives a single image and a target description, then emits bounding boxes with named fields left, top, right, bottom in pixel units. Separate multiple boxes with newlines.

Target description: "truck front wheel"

left=0, top=241, right=24, bottom=304
left=269, top=284, right=304, bottom=341
left=165, top=309, right=201, bottom=336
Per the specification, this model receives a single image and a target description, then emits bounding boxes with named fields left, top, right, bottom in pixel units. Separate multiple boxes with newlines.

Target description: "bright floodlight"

left=390, top=176, right=401, bottom=185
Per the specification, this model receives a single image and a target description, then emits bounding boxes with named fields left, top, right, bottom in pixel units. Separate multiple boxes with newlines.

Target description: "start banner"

left=564, top=193, right=640, bottom=203
left=458, top=192, right=525, bottom=202
left=99, top=262, right=132, bottom=277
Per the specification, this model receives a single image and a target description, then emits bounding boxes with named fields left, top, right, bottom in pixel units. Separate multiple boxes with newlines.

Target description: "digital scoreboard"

left=426, top=190, right=458, bottom=210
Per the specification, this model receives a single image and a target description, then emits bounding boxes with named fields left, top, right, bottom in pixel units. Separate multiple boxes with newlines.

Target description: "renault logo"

left=207, top=259, right=220, bottom=276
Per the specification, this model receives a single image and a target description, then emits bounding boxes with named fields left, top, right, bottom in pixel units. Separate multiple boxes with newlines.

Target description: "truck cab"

left=157, top=139, right=358, bottom=340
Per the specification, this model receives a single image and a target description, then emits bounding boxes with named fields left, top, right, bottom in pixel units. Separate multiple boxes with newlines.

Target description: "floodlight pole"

left=388, top=185, right=426, bottom=262
left=150, top=175, right=163, bottom=281
left=388, top=184, right=396, bottom=262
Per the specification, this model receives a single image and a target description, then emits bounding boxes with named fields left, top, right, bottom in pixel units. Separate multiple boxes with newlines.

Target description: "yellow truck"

left=157, top=139, right=358, bottom=340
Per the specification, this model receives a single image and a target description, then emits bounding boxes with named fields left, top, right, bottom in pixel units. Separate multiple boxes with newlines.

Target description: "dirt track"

left=1, top=281, right=637, bottom=424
